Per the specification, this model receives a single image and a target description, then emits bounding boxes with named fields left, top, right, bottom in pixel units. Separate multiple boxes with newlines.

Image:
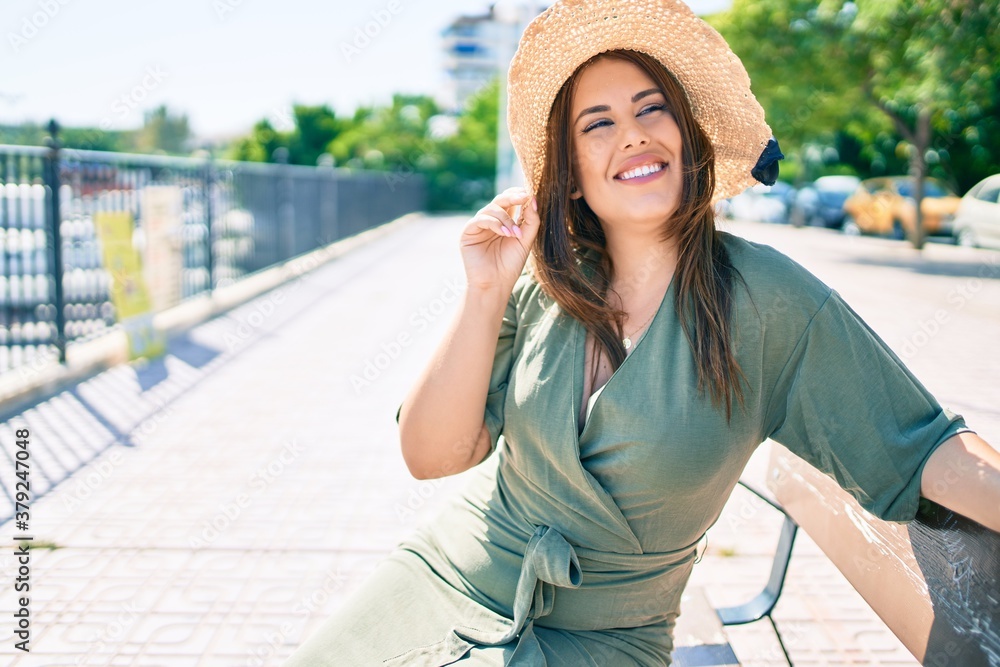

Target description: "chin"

left=606, top=202, right=679, bottom=226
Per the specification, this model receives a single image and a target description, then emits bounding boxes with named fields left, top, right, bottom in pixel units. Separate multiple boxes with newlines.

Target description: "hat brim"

left=507, top=0, right=773, bottom=203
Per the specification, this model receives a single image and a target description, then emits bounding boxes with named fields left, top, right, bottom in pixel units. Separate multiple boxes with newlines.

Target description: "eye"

left=641, top=103, right=667, bottom=116
left=581, top=104, right=669, bottom=133
left=582, top=119, right=611, bottom=133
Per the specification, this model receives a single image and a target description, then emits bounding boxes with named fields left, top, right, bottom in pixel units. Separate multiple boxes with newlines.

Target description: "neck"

left=602, top=228, right=678, bottom=301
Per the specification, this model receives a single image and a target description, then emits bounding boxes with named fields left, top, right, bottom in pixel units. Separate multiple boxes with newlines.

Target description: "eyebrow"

left=575, top=88, right=663, bottom=126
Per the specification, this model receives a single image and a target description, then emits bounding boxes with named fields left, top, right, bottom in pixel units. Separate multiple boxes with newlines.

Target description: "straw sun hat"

left=506, top=0, right=783, bottom=204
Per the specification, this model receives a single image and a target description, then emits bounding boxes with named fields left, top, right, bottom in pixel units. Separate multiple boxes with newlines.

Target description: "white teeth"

left=618, top=162, right=665, bottom=180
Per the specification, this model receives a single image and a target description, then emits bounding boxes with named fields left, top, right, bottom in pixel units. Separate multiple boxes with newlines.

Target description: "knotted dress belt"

left=453, top=524, right=699, bottom=663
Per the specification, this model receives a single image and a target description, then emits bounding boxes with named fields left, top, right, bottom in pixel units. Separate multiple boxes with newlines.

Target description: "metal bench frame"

left=714, top=478, right=799, bottom=666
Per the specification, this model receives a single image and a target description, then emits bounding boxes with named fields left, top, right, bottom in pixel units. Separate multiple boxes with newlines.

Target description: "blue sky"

left=1, top=0, right=732, bottom=142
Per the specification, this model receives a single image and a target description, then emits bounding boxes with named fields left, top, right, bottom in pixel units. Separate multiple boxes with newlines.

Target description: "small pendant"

left=623, top=336, right=632, bottom=350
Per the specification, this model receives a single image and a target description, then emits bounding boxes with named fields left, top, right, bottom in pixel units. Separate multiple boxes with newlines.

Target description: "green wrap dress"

left=284, top=231, right=973, bottom=666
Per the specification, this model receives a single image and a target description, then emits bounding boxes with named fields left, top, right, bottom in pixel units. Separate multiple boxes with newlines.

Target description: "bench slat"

left=767, top=441, right=1000, bottom=667
left=673, top=586, right=741, bottom=666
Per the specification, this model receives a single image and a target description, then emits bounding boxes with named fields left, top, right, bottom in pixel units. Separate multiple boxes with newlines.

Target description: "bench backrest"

left=767, top=442, right=1000, bottom=667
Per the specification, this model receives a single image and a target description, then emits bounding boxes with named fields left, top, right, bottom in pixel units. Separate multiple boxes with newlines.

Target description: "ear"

left=569, top=184, right=583, bottom=200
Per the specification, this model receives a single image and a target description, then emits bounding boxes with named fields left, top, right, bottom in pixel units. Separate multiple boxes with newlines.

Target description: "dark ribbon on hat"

left=751, top=137, right=784, bottom=186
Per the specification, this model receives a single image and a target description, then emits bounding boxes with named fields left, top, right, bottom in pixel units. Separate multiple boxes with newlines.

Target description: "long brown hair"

left=529, top=49, right=750, bottom=423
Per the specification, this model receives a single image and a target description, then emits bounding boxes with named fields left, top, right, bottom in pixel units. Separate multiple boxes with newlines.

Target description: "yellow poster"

left=93, top=211, right=167, bottom=361
left=141, top=185, right=184, bottom=312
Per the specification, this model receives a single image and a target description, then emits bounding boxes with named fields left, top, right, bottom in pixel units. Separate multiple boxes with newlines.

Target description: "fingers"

left=493, top=186, right=534, bottom=212
left=481, top=202, right=519, bottom=232
left=517, top=189, right=539, bottom=228
left=469, top=209, right=516, bottom=239
left=473, top=187, right=538, bottom=240
left=495, top=186, right=538, bottom=234
left=507, top=188, right=539, bottom=241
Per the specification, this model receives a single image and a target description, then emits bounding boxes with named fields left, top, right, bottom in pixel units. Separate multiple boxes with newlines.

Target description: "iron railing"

left=0, top=121, right=426, bottom=376
left=0, top=122, right=425, bottom=526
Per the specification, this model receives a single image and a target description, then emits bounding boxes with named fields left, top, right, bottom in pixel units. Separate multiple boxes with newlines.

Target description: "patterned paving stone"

left=0, top=216, right=995, bottom=665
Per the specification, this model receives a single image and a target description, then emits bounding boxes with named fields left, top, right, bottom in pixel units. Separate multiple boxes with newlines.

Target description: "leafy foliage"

left=226, top=80, right=499, bottom=211
left=423, top=77, right=499, bottom=211
left=1, top=104, right=190, bottom=154
left=133, top=105, right=192, bottom=154
left=228, top=104, right=343, bottom=165
left=708, top=0, right=1000, bottom=193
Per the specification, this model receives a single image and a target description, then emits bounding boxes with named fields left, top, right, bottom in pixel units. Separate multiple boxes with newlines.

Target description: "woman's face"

left=568, top=57, right=684, bottom=230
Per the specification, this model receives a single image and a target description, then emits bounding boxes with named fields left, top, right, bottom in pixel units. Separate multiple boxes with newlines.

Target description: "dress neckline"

left=572, top=270, right=678, bottom=443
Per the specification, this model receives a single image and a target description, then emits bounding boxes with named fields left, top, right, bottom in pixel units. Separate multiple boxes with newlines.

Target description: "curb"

left=0, top=212, right=422, bottom=420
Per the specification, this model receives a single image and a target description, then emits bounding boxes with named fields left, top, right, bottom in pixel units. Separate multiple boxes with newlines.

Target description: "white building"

left=441, top=8, right=503, bottom=114
left=441, top=2, right=549, bottom=192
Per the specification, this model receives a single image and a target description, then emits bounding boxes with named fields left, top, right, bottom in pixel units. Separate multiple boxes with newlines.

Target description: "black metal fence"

left=0, top=122, right=426, bottom=377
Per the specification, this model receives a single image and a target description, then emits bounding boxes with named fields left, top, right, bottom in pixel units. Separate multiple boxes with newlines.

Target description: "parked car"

left=723, top=182, right=796, bottom=224
left=842, top=176, right=961, bottom=240
left=789, top=175, right=861, bottom=229
left=952, top=174, right=1000, bottom=250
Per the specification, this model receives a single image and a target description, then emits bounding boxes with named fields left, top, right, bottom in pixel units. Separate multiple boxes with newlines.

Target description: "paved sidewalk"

left=0, top=215, right=996, bottom=666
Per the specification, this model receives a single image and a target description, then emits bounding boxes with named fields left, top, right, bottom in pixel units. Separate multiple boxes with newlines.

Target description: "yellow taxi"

left=842, top=176, right=961, bottom=240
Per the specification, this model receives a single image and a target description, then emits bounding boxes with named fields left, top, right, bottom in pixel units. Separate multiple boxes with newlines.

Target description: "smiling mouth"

left=615, top=162, right=668, bottom=181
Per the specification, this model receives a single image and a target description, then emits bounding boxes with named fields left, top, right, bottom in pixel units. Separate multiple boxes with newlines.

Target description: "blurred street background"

left=0, top=0, right=998, bottom=665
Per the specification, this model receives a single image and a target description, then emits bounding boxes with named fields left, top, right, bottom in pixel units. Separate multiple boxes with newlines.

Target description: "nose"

left=620, top=116, right=651, bottom=150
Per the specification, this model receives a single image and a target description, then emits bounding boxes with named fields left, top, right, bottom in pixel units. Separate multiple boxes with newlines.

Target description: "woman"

left=285, top=1, right=1000, bottom=665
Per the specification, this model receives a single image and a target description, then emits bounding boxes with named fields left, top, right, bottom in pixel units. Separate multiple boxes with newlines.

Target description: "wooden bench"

left=670, top=442, right=1000, bottom=666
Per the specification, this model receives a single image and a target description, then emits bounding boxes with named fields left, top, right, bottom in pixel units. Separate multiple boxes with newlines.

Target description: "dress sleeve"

left=395, top=278, right=521, bottom=456
left=481, top=287, right=519, bottom=454
left=763, top=289, right=977, bottom=523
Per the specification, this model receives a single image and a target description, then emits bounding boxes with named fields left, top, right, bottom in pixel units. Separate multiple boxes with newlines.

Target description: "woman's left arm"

left=920, top=431, right=1000, bottom=532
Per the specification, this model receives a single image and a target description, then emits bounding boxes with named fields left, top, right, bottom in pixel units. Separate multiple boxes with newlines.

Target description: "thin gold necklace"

left=622, top=307, right=658, bottom=350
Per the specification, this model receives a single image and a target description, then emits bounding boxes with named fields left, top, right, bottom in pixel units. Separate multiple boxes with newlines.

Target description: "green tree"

left=851, top=0, right=999, bottom=247
left=0, top=123, right=47, bottom=146
left=225, top=80, right=500, bottom=211
left=287, top=104, right=342, bottom=166
left=1, top=122, right=131, bottom=152
left=430, top=77, right=499, bottom=211
left=134, top=104, right=192, bottom=155
left=711, top=0, right=1000, bottom=248
left=62, top=126, right=131, bottom=152
left=328, top=93, right=441, bottom=171
left=324, top=82, right=498, bottom=210
left=227, top=118, right=290, bottom=163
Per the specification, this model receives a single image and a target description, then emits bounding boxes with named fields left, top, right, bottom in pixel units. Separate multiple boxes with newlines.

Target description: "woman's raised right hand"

left=459, top=187, right=541, bottom=294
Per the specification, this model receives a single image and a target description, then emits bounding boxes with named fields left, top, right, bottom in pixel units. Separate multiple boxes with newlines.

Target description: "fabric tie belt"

left=451, top=524, right=580, bottom=664
left=450, top=524, right=699, bottom=666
